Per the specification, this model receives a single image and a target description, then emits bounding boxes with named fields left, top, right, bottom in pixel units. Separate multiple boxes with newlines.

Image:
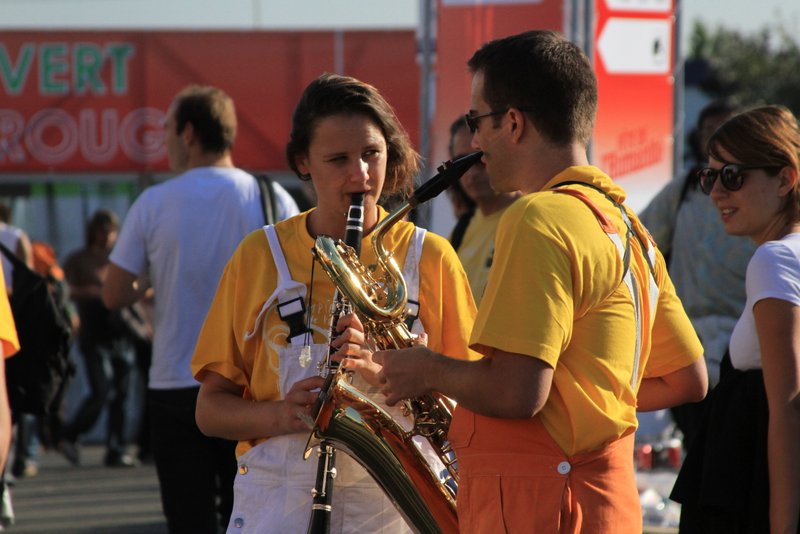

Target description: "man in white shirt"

left=103, top=85, right=298, bottom=533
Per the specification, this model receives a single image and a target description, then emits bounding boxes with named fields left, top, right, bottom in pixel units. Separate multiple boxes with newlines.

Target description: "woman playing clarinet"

left=191, top=73, right=479, bottom=533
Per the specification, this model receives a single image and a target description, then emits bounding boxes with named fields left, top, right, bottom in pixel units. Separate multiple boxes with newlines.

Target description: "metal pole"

left=415, top=0, right=435, bottom=228
left=583, top=0, right=594, bottom=163
left=673, top=0, right=685, bottom=180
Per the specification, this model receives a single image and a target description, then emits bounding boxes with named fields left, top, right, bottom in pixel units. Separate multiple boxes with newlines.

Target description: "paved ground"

left=5, top=445, right=166, bottom=533
left=3, top=443, right=679, bottom=533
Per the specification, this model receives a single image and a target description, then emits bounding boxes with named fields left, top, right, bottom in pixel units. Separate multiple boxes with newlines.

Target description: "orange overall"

left=450, top=409, right=640, bottom=534
left=457, top=169, right=702, bottom=533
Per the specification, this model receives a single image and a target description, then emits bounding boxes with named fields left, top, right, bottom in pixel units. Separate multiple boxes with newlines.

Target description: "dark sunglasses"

left=464, top=109, right=508, bottom=134
left=697, top=164, right=783, bottom=194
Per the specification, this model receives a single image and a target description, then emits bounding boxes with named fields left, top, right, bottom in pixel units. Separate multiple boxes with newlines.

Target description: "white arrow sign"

left=604, top=0, right=671, bottom=13
left=442, top=0, right=542, bottom=5
left=597, top=18, right=671, bottom=74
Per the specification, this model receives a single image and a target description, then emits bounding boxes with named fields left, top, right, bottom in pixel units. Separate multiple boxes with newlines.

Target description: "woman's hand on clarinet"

left=283, top=376, right=325, bottom=433
left=330, top=313, right=383, bottom=386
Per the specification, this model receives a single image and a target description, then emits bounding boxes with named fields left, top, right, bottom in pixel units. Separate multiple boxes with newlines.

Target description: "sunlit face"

left=469, top=71, right=513, bottom=193
left=708, top=147, right=788, bottom=244
left=451, top=126, right=494, bottom=205
left=296, top=113, right=387, bottom=227
left=164, top=103, right=188, bottom=172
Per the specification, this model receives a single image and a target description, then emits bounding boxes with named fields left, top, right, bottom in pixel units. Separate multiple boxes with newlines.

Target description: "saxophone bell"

left=306, top=152, right=482, bottom=534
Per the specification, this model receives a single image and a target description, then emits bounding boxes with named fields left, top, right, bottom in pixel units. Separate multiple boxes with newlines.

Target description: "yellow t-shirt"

left=457, top=209, right=505, bottom=306
left=0, top=268, right=19, bottom=359
left=471, top=166, right=702, bottom=455
left=192, top=208, right=479, bottom=456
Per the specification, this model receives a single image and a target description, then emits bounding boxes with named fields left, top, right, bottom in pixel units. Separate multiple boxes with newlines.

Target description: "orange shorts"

left=450, top=408, right=641, bottom=534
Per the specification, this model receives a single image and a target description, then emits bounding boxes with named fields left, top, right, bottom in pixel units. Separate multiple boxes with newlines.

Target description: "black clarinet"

left=307, top=192, right=364, bottom=534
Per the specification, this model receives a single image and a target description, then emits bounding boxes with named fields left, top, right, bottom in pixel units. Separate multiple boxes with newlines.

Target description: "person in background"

left=103, top=84, right=299, bottom=534
left=0, top=267, right=19, bottom=470
left=373, top=30, right=708, bottom=533
left=0, top=203, right=33, bottom=294
left=0, top=205, right=36, bottom=482
left=446, top=179, right=476, bottom=245
left=191, top=72, right=479, bottom=533
left=62, top=209, right=138, bottom=468
left=10, top=240, right=78, bottom=480
left=671, top=105, right=800, bottom=534
left=640, top=101, right=753, bottom=449
left=447, top=115, right=520, bottom=305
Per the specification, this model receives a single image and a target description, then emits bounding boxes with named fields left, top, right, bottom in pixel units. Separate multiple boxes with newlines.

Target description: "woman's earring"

left=300, top=173, right=312, bottom=181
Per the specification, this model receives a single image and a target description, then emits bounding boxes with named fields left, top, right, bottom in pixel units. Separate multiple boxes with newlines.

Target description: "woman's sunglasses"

left=697, top=164, right=783, bottom=195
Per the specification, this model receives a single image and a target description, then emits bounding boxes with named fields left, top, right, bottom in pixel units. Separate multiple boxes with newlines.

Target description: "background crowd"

left=1, top=25, right=799, bottom=534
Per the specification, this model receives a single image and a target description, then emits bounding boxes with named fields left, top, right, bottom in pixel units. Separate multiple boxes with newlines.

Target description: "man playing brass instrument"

left=374, top=30, right=709, bottom=533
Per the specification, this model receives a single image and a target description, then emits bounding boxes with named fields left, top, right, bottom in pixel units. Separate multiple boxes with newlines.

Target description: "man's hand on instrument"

left=330, top=313, right=382, bottom=386
left=374, top=345, right=434, bottom=406
left=283, top=376, right=325, bottom=433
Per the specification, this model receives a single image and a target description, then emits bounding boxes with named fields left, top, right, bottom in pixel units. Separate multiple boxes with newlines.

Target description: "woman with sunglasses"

left=672, top=105, right=800, bottom=533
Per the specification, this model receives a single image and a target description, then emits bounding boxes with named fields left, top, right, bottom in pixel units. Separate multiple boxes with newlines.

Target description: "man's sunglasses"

left=464, top=109, right=508, bottom=134
left=697, top=164, right=783, bottom=195
left=464, top=107, right=534, bottom=134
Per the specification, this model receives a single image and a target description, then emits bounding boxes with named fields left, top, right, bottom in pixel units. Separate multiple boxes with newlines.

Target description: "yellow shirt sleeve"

left=0, top=269, right=19, bottom=359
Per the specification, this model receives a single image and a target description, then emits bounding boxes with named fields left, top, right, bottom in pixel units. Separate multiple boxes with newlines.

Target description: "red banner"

left=0, top=30, right=419, bottom=174
left=592, top=0, right=675, bottom=210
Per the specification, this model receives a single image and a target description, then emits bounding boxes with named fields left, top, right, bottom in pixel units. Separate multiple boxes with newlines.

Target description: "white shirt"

left=729, top=232, right=800, bottom=370
left=110, top=166, right=298, bottom=388
left=0, top=222, right=24, bottom=291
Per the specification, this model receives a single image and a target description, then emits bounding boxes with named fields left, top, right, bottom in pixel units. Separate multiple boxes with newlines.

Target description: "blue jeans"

left=64, top=339, right=135, bottom=456
left=148, top=387, right=237, bottom=534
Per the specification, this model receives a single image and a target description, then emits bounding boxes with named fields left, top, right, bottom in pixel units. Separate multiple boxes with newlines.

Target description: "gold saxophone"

left=306, top=152, right=482, bottom=534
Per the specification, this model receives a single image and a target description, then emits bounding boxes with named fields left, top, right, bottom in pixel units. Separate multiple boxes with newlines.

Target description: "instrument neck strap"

left=551, top=181, right=655, bottom=279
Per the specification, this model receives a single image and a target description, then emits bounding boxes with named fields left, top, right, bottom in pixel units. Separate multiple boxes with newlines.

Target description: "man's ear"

left=181, top=121, right=195, bottom=146
left=295, top=155, right=309, bottom=176
left=507, top=108, right=528, bottom=143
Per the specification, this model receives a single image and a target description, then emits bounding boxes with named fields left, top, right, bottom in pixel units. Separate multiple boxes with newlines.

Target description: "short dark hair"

left=86, top=209, right=119, bottom=248
left=172, top=85, right=237, bottom=154
left=467, top=30, right=597, bottom=146
left=286, top=73, right=421, bottom=199
left=689, top=100, right=739, bottom=161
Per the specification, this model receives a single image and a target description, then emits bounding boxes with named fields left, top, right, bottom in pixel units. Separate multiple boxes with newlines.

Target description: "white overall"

left=229, top=226, right=430, bottom=534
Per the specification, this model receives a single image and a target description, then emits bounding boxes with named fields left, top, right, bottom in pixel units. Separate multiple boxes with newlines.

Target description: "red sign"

left=433, top=0, right=565, bottom=166
left=592, top=0, right=675, bottom=211
left=0, top=31, right=420, bottom=174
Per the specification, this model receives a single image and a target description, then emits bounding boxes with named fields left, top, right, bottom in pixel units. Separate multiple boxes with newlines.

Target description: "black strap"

left=253, top=174, right=277, bottom=226
left=277, top=296, right=309, bottom=341
left=403, top=299, right=420, bottom=331
left=0, top=240, right=29, bottom=274
left=449, top=209, right=475, bottom=252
